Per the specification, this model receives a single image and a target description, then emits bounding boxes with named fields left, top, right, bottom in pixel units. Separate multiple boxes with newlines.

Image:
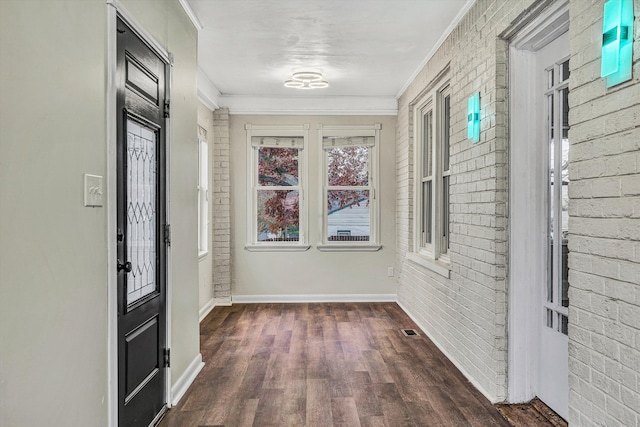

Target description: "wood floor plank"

left=359, top=415, right=388, bottom=427
left=373, top=383, right=416, bottom=427
left=306, top=378, right=333, bottom=426
left=281, top=379, right=306, bottom=426
left=332, top=397, right=362, bottom=427
left=158, top=303, right=511, bottom=427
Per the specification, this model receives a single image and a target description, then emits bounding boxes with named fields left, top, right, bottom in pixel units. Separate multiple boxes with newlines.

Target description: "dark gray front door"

left=116, top=16, right=168, bottom=427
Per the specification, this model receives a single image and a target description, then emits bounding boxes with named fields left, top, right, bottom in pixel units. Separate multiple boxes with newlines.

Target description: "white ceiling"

left=186, top=0, right=474, bottom=114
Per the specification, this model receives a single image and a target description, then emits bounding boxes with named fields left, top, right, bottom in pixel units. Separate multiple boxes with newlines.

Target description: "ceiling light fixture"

left=284, top=71, right=329, bottom=89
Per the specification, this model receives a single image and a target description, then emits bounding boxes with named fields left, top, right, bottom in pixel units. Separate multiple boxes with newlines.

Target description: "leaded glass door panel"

left=116, top=16, right=168, bottom=427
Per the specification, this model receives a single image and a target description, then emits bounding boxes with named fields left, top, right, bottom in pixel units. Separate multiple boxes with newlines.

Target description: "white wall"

left=395, top=0, right=539, bottom=403
left=230, top=115, right=397, bottom=299
left=0, top=1, right=109, bottom=425
left=567, top=1, right=640, bottom=425
left=0, top=0, right=200, bottom=425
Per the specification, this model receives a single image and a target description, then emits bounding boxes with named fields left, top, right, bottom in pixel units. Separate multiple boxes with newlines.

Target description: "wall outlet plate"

left=84, top=174, right=103, bottom=207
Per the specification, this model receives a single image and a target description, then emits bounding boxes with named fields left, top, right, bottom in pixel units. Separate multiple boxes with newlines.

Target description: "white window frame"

left=409, top=83, right=451, bottom=276
left=245, top=123, right=310, bottom=252
left=317, top=123, right=381, bottom=252
left=197, top=136, right=209, bottom=258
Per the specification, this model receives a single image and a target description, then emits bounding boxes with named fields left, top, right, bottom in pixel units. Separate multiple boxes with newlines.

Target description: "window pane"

left=559, top=314, right=568, bottom=335
left=258, top=147, right=298, bottom=186
left=561, top=59, right=570, bottom=82
left=443, top=95, right=450, bottom=171
left=327, top=190, right=369, bottom=241
left=198, top=140, right=208, bottom=253
left=561, top=87, right=570, bottom=308
left=257, top=190, right=299, bottom=241
left=442, top=175, right=449, bottom=251
left=423, top=111, right=433, bottom=178
left=422, top=181, right=432, bottom=246
left=548, top=93, right=554, bottom=304
left=327, top=146, right=369, bottom=186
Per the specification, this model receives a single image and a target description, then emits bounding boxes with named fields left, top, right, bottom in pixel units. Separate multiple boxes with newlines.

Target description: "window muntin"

left=319, top=125, right=380, bottom=248
left=245, top=124, right=308, bottom=249
left=414, top=85, right=451, bottom=261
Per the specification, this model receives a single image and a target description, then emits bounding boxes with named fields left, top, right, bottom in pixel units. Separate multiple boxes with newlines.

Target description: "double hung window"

left=245, top=124, right=309, bottom=251
left=197, top=129, right=208, bottom=257
left=413, top=84, right=451, bottom=268
left=318, top=124, right=381, bottom=251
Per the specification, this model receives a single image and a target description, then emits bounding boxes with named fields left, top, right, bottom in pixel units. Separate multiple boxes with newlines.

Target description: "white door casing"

left=508, top=0, right=569, bottom=420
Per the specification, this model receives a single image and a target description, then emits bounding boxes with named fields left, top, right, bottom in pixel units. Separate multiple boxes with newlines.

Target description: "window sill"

left=198, top=251, right=209, bottom=261
left=245, top=244, right=311, bottom=252
left=406, top=252, right=451, bottom=278
left=316, top=243, right=382, bottom=252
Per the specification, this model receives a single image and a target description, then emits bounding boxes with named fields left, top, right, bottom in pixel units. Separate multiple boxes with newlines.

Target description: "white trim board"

left=178, top=0, right=203, bottom=31
left=232, top=294, right=397, bottom=303
left=197, top=67, right=221, bottom=111
left=106, top=5, right=118, bottom=426
left=220, top=95, right=398, bottom=116
left=397, top=300, right=498, bottom=403
left=199, top=299, right=215, bottom=323
left=395, top=0, right=476, bottom=98
left=170, top=354, right=204, bottom=406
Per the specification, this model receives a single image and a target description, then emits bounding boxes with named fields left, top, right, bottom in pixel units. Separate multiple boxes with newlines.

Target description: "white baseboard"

left=232, top=294, right=397, bottom=303
left=396, top=300, right=498, bottom=403
left=199, top=297, right=233, bottom=323
left=170, top=353, right=204, bottom=406
left=199, top=299, right=215, bottom=323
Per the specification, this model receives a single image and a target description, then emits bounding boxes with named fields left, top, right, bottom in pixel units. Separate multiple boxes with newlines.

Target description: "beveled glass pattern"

left=126, top=119, right=157, bottom=306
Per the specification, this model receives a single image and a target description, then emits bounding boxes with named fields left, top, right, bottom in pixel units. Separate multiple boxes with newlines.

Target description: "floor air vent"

left=401, top=329, right=419, bottom=337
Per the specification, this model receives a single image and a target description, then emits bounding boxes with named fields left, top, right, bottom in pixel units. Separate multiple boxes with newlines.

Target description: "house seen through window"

left=319, top=124, right=380, bottom=250
left=245, top=124, right=309, bottom=250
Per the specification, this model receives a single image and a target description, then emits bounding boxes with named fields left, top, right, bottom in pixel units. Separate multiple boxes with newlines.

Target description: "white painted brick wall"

left=398, top=2, right=640, bottom=423
left=568, top=1, right=640, bottom=426
left=212, top=108, right=231, bottom=302
left=396, top=0, right=538, bottom=403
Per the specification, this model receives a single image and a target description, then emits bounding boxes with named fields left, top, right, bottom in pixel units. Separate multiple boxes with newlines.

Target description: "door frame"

left=107, top=1, right=173, bottom=425
left=507, top=0, right=569, bottom=404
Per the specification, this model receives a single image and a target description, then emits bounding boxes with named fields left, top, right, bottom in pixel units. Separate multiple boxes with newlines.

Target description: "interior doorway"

left=508, top=0, right=570, bottom=420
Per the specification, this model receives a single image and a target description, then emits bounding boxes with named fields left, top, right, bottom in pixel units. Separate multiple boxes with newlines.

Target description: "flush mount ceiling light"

left=284, top=71, right=329, bottom=89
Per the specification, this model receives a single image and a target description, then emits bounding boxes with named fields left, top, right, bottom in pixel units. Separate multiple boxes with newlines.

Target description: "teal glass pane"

left=601, top=0, right=622, bottom=77
left=601, top=0, right=634, bottom=87
left=467, top=93, right=480, bottom=143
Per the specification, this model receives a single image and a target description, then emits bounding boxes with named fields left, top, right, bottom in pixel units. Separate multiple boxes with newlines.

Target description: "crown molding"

left=178, top=0, right=203, bottom=31
left=197, top=68, right=221, bottom=110
left=396, top=0, right=476, bottom=99
left=217, top=95, right=398, bottom=116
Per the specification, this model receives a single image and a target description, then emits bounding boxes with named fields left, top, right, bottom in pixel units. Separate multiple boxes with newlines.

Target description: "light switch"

left=84, top=174, right=103, bottom=207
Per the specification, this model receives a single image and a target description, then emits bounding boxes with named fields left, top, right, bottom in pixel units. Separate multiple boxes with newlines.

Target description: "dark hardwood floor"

left=159, top=303, right=511, bottom=427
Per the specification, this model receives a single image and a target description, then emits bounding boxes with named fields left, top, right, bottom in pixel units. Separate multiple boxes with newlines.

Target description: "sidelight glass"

left=126, top=119, right=158, bottom=306
left=546, top=60, right=570, bottom=335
